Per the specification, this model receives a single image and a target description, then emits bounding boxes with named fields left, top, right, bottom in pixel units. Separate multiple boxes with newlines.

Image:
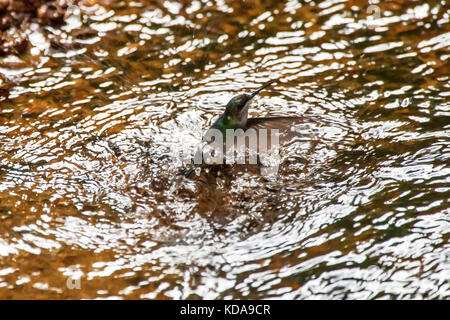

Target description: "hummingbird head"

left=223, top=80, right=275, bottom=128
left=223, top=93, right=253, bottom=128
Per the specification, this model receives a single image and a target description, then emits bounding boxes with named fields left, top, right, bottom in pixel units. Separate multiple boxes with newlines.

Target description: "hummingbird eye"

left=228, top=96, right=240, bottom=107
left=234, top=95, right=248, bottom=106
left=226, top=94, right=250, bottom=113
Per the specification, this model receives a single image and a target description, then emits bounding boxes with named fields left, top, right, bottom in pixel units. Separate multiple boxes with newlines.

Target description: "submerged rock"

left=0, top=0, right=73, bottom=55
left=0, top=77, right=13, bottom=99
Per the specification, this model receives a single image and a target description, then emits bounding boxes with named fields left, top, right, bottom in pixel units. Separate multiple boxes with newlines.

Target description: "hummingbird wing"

left=247, top=116, right=304, bottom=129
left=180, top=117, right=314, bottom=178
left=246, top=116, right=313, bottom=145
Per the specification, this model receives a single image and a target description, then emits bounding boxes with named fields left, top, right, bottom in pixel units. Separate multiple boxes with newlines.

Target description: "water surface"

left=0, top=0, right=449, bottom=299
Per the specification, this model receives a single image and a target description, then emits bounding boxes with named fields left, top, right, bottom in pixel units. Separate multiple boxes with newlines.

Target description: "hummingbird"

left=181, top=80, right=301, bottom=178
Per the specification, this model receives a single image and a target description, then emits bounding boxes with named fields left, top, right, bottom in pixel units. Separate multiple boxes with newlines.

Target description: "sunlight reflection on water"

left=0, top=0, right=449, bottom=299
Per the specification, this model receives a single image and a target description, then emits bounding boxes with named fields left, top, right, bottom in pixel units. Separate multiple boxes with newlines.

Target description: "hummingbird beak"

left=249, top=80, right=276, bottom=99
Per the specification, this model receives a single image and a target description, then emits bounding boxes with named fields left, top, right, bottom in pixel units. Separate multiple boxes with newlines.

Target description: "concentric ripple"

left=0, top=0, right=449, bottom=299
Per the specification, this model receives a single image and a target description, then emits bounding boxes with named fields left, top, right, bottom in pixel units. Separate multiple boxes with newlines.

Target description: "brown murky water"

left=0, top=0, right=449, bottom=299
